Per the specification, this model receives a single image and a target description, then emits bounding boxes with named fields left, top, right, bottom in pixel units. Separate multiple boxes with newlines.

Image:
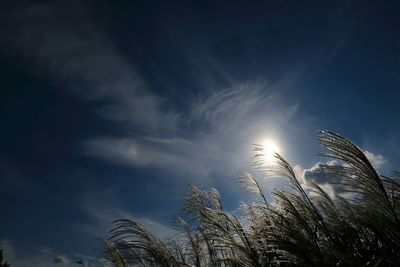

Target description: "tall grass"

left=103, top=131, right=400, bottom=266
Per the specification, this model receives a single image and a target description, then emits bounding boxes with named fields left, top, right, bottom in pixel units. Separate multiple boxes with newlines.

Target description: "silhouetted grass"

left=0, top=249, right=11, bottom=267
left=103, top=131, right=400, bottom=266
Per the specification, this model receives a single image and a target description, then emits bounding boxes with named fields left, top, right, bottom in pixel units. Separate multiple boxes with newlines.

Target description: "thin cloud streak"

left=78, top=190, right=176, bottom=240
left=1, top=1, right=179, bottom=132
left=1, top=1, right=315, bottom=185
left=83, top=81, right=305, bottom=184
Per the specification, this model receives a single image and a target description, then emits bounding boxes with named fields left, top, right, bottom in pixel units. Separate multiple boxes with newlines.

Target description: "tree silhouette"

left=0, top=249, right=10, bottom=267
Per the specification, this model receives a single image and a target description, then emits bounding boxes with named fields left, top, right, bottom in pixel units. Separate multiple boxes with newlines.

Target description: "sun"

left=261, top=139, right=280, bottom=162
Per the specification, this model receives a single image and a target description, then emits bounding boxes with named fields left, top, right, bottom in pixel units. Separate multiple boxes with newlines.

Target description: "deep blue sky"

left=1, top=1, right=400, bottom=266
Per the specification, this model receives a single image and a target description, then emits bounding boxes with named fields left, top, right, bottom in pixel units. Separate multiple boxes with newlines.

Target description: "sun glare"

left=261, top=139, right=280, bottom=162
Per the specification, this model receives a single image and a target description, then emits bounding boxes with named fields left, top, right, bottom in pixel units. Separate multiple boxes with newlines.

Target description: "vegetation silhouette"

left=102, top=131, right=400, bottom=266
left=0, top=249, right=10, bottom=267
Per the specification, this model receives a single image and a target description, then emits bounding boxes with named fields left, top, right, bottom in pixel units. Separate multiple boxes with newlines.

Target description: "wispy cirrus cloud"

left=1, top=1, right=310, bottom=184
left=190, top=82, right=273, bottom=134
left=82, top=136, right=213, bottom=181
left=1, top=1, right=179, bottom=133
left=77, top=190, right=176, bottom=241
left=83, top=81, right=304, bottom=183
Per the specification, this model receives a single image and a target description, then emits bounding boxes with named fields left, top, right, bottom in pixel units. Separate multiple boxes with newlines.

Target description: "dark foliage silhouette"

left=0, top=249, right=10, bottom=267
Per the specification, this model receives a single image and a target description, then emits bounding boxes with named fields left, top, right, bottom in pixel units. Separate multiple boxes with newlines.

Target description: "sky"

left=1, top=1, right=400, bottom=266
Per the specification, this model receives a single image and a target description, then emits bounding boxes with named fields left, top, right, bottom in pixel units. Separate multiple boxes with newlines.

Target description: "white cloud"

left=293, top=164, right=305, bottom=184
left=296, top=149, right=387, bottom=199
left=83, top=138, right=148, bottom=166
left=309, top=183, right=335, bottom=199
left=83, top=81, right=305, bottom=187
left=53, top=256, right=69, bottom=265
left=83, top=136, right=210, bottom=179
left=364, top=150, right=387, bottom=169
left=2, top=2, right=314, bottom=189
left=293, top=164, right=341, bottom=203
left=190, top=82, right=273, bottom=135
left=302, top=161, right=341, bottom=184
left=2, top=2, right=178, bottom=133
left=295, top=162, right=340, bottom=199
